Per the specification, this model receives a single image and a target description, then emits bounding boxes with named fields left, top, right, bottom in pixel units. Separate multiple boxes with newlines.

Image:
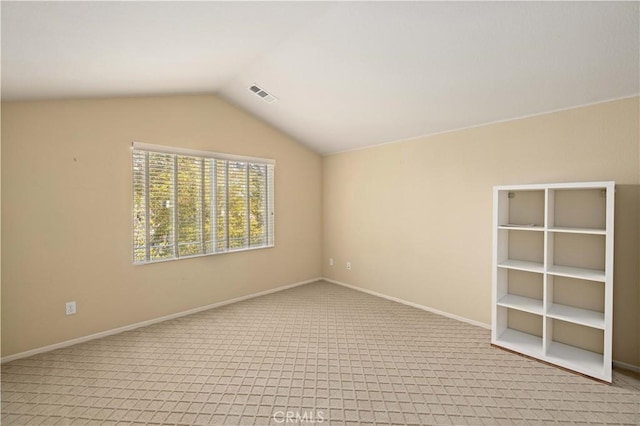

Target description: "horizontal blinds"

left=176, top=156, right=204, bottom=257
left=228, top=161, right=248, bottom=250
left=215, top=159, right=228, bottom=252
left=148, top=152, right=175, bottom=261
left=249, top=164, right=268, bottom=247
left=267, top=164, right=275, bottom=247
left=132, top=150, right=147, bottom=263
left=132, top=145, right=275, bottom=264
left=132, top=142, right=275, bottom=166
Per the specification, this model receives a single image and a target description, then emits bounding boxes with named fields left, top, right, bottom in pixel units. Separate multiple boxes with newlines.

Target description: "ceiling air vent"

left=249, top=84, right=277, bottom=104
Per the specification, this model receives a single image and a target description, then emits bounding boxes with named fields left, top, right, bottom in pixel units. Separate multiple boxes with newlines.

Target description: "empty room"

left=1, top=1, right=639, bottom=425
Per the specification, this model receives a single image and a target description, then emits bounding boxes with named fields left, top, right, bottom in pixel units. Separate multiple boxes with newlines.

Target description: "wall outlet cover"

left=65, top=301, right=77, bottom=315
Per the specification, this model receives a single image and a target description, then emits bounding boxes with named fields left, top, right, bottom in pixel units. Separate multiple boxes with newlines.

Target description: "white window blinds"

left=132, top=142, right=275, bottom=264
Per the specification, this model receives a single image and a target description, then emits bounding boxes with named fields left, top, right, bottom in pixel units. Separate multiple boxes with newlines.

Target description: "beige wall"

left=1, top=95, right=323, bottom=357
left=323, top=97, right=640, bottom=367
left=2, top=94, right=638, bottom=368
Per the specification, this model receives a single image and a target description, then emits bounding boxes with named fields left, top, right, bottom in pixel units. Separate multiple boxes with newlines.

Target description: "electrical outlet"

left=65, top=301, right=76, bottom=315
left=346, top=261, right=351, bottom=270
left=329, top=258, right=334, bottom=266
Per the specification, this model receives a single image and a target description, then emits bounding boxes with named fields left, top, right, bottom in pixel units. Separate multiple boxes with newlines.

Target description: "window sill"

left=133, top=244, right=275, bottom=266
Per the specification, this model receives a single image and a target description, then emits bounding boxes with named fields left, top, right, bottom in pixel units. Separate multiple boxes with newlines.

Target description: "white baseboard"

left=322, top=278, right=640, bottom=373
left=6, top=276, right=639, bottom=374
left=323, top=277, right=491, bottom=330
left=613, top=360, right=640, bottom=373
left=1, top=277, right=322, bottom=364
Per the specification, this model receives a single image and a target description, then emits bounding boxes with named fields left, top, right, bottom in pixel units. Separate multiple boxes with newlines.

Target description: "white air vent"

left=249, top=84, right=278, bottom=104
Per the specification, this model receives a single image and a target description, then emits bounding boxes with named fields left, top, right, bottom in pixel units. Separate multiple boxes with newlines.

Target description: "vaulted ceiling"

left=2, top=2, right=638, bottom=154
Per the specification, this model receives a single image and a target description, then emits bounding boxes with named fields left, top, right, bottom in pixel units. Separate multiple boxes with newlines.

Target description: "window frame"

left=132, top=142, right=275, bottom=265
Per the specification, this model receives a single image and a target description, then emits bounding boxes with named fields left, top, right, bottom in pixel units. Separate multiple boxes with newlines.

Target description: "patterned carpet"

left=1, top=280, right=639, bottom=425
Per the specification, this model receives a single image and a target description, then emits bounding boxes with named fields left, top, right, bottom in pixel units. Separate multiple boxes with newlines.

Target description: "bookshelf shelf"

left=497, top=294, right=544, bottom=316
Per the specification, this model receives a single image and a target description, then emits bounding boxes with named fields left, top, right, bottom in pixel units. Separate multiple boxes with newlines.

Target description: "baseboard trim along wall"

left=324, top=278, right=640, bottom=373
left=323, top=278, right=491, bottom=330
left=1, top=277, right=322, bottom=364
left=612, top=360, right=640, bottom=374
left=5, top=276, right=638, bottom=373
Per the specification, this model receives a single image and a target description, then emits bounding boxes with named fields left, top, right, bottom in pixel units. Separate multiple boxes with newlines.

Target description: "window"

left=132, top=142, right=275, bottom=264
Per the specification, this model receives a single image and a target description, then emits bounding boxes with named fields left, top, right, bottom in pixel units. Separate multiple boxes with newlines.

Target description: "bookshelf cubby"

left=492, top=181, right=614, bottom=382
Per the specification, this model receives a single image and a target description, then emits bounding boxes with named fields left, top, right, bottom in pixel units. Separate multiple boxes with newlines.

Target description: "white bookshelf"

left=492, top=181, right=614, bottom=382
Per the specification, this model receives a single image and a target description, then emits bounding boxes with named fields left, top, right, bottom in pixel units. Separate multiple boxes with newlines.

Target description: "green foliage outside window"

left=133, top=149, right=274, bottom=264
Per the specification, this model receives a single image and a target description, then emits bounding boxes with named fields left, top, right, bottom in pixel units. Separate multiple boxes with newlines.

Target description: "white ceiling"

left=2, top=2, right=639, bottom=154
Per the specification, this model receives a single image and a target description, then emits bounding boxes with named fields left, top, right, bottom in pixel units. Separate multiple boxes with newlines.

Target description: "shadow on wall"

left=612, top=184, right=640, bottom=367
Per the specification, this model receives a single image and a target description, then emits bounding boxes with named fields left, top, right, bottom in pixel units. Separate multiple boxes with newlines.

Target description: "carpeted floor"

left=1, top=280, right=639, bottom=425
